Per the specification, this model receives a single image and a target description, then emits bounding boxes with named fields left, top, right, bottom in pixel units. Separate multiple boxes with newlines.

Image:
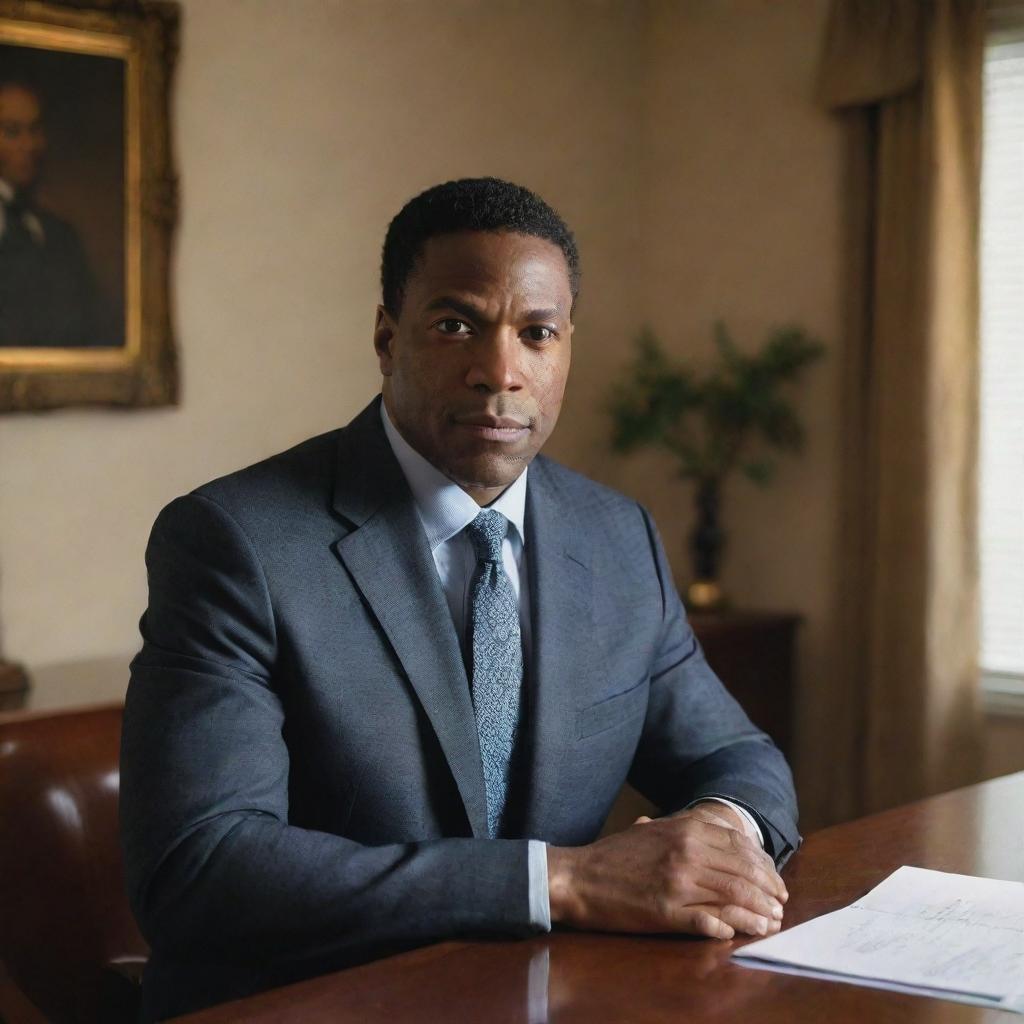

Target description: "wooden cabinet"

left=689, top=611, right=799, bottom=757
left=0, top=662, right=30, bottom=717
left=0, top=657, right=128, bottom=721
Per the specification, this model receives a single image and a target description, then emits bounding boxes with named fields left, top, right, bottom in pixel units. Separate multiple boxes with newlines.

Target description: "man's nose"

left=465, top=332, right=523, bottom=393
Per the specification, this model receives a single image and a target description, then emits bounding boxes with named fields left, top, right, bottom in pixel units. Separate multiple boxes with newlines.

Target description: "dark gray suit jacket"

left=120, top=398, right=799, bottom=1021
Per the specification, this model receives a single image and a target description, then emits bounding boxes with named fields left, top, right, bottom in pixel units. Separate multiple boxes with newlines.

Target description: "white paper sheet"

left=733, top=865, right=1024, bottom=1013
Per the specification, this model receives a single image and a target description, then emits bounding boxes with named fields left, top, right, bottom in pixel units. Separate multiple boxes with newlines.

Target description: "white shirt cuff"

left=527, top=839, right=552, bottom=931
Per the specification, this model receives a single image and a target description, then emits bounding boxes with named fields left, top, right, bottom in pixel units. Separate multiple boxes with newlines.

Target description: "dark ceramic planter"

left=687, top=479, right=726, bottom=610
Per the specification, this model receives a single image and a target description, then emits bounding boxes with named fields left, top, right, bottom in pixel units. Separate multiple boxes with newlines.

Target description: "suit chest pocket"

left=575, top=676, right=649, bottom=740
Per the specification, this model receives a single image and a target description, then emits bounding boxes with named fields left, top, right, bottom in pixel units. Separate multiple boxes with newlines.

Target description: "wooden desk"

left=172, top=771, right=1024, bottom=1023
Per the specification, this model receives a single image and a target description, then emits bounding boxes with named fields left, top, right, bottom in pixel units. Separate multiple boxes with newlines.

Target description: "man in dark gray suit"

left=121, top=178, right=799, bottom=1021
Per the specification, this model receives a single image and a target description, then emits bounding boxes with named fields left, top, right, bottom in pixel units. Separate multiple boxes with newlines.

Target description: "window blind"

left=979, top=36, right=1024, bottom=678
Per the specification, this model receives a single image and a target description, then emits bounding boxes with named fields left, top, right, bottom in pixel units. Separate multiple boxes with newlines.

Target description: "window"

left=979, top=14, right=1024, bottom=706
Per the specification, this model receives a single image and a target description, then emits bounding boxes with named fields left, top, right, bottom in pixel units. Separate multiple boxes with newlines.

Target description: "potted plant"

left=607, top=322, right=824, bottom=610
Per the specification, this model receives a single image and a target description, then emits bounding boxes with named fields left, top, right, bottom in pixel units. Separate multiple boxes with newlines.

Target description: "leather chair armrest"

left=0, top=961, right=48, bottom=1024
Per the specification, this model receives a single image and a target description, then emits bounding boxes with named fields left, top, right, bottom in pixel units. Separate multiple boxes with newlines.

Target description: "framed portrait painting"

left=0, top=0, right=178, bottom=411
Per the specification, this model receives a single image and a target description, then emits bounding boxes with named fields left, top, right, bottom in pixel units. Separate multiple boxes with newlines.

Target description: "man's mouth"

left=452, top=414, right=531, bottom=443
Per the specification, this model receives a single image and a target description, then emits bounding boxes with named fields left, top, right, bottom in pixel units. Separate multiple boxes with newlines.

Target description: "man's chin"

left=442, top=451, right=531, bottom=493
left=8, top=167, right=39, bottom=189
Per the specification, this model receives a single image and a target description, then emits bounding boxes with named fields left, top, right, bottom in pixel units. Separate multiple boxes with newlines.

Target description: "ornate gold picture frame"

left=0, top=1, right=178, bottom=411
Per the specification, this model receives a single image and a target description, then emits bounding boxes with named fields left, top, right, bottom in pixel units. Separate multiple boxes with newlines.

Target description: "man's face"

left=0, top=85, right=46, bottom=189
left=375, top=230, right=573, bottom=505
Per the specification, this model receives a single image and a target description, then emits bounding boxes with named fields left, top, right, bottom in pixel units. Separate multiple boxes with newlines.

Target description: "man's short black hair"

left=381, top=177, right=580, bottom=318
left=0, top=46, right=45, bottom=102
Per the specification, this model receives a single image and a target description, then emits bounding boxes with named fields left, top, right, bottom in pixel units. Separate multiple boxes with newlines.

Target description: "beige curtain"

left=815, top=0, right=986, bottom=821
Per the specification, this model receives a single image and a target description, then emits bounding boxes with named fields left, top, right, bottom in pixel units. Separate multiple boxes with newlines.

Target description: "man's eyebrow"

left=423, top=296, right=485, bottom=319
left=423, top=297, right=565, bottom=322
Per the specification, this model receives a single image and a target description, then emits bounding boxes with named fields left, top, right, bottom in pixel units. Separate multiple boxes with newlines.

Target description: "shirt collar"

left=380, top=400, right=528, bottom=551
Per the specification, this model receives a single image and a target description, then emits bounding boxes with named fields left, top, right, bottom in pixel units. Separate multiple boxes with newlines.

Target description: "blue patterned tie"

left=465, top=510, right=523, bottom=838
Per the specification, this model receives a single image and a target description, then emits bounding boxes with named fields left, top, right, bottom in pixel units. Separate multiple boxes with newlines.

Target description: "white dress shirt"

left=380, top=402, right=763, bottom=933
left=0, top=178, right=45, bottom=245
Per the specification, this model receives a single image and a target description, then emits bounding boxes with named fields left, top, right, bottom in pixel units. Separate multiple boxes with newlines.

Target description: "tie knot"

left=465, top=510, right=508, bottom=563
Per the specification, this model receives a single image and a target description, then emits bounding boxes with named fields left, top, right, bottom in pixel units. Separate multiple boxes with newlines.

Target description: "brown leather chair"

left=0, top=704, right=148, bottom=1024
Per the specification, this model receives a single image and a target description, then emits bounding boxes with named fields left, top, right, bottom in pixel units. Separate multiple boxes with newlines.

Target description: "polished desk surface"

left=174, top=772, right=1024, bottom=1023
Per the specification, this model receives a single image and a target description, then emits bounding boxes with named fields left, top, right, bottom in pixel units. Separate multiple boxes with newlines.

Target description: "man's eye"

left=436, top=319, right=472, bottom=335
left=524, top=326, right=554, bottom=342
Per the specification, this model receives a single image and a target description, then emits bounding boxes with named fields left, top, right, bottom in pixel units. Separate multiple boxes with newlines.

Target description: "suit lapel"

left=520, top=458, right=594, bottom=839
left=330, top=400, right=489, bottom=837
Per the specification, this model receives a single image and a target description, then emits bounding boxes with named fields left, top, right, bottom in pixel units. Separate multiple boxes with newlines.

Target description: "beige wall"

left=603, top=0, right=845, bottom=826
left=983, top=715, right=1024, bottom=780
left=1, top=0, right=890, bottom=821
left=0, top=0, right=647, bottom=675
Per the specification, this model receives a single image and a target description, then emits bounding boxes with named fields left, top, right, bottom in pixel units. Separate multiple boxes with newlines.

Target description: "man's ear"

left=374, top=305, right=396, bottom=376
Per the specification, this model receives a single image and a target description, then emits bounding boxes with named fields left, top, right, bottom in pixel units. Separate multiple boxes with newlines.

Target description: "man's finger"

left=692, top=867, right=785, bottom=921
left=677, top=831, right=786, bottom=903
left=673, top=814, right=789, bottom=903
left=676, top=905, right=735, bottom=940
left=723, top=829, right=788, bottom=900
left=717, top=903, right=781, bottom=938
left=683, top=823, right=787, bottom=902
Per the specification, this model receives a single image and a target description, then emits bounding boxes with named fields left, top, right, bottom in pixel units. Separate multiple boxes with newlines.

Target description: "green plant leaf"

left=605, top=321, right=825, bottom=487
left=741, top=460, right=775, bottom=486
left=607, top=330, right=698, bottom=455
left=758, top=326, right=825, bottom=377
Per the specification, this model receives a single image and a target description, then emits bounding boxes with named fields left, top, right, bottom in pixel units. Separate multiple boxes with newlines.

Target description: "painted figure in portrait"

left=0, top=45, right=125, bottom=348
left=0, top=2, right=177, bottom=412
